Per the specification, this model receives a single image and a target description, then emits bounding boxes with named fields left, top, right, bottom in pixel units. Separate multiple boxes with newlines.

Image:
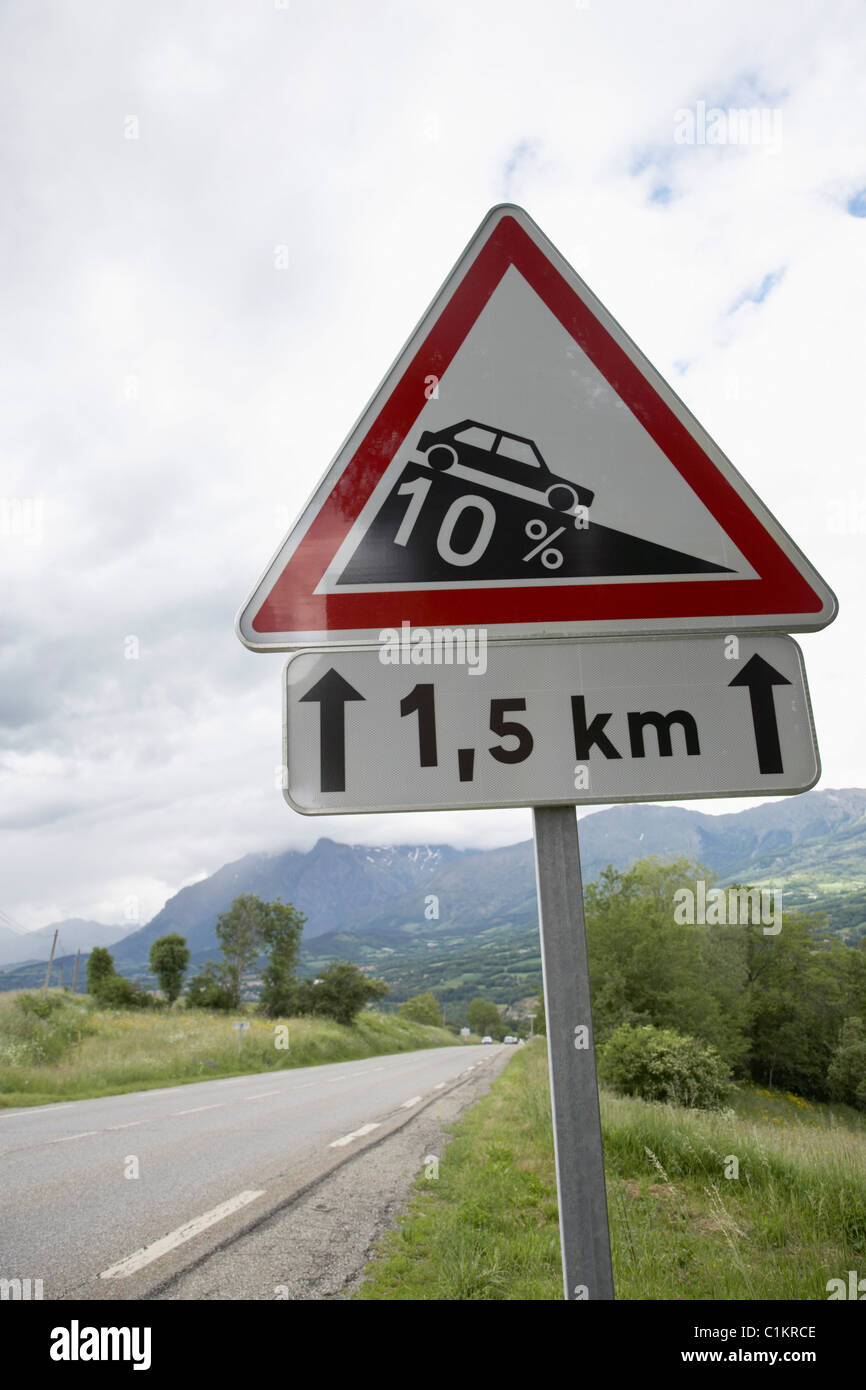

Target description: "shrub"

left=186, top=962, right=233, bottom=1011
left=93, top=974, right=150, bottom=1009
left=4, top=992, right=94, bottom=1065
left=598, top=1023, right=732, bottom=1110
left=15, top=993, right=65, bottom=1019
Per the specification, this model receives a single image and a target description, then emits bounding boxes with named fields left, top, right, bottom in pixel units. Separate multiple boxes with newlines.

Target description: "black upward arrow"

left=299, top=669, right=365, bottom=793
left=728, top=654, right=791, bottom=775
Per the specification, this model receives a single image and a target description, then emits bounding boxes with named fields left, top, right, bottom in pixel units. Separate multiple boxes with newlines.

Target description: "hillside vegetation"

left=354, top=1040, right=866, bottom=1300
left=0, top=991, right=460, bottom=1107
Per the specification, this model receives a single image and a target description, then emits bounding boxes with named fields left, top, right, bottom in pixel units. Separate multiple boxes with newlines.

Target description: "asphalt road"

left=0, top=1044, right=508, bottom=1300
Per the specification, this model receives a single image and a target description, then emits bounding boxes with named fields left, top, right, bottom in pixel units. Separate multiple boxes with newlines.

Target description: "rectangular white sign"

left=283, top=635, right=818, bottom=814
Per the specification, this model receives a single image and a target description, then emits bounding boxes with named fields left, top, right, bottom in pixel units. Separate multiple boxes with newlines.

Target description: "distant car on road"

left=481, top=1035, right=494, bottom=1045
left=503, top=1035, right=518, bottom=1044
left=416, top=420, right=593, bottom=527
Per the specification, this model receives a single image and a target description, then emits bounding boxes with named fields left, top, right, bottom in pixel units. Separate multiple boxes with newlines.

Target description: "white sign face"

left=283, top=635, right=818, bottom=814
left=238, top=205, right=836, bottom=650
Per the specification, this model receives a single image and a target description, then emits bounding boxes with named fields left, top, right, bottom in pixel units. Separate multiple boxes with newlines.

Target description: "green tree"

left=585, top=857, right=750, bottom=1070
left=398, top=992, right=442, bottom=1026
left=215, top=894, right=266, bottom=1008
left=568, top=852, right=866, bottom=1104
left=298, top=961, right=388, bottom=1026
left=86, top=946, right=116, bottom=995
left=258, top=898, right=306, bottom=1018
left=466, top=997, right=502, bottom=1038
left=742, top=910, right=861, bottom=1096
left=827, top=1017, right=866, bottom=1109
left=149, top=933, right=190, bottom=1004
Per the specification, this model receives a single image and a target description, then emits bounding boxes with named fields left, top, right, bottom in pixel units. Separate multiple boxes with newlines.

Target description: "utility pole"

left=42, top=929, right=58, bottom=998
left=72, top=950, right=81, bottom=994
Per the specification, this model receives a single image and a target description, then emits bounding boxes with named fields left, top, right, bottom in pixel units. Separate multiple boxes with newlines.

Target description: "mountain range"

left=2, top=788, right=865, bottom=1003
left=0, top=918, right=131, bottom=971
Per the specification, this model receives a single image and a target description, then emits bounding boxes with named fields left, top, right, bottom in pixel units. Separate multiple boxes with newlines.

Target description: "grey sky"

left=2, top=0, right=863, bottom=929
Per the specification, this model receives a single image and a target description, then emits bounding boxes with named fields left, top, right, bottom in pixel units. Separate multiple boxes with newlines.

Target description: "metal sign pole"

left=533, top=804, right=614, bottom=1301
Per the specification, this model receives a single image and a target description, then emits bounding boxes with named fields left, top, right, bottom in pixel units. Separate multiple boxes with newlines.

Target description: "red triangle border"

left=252, top=214, right=825, bottom=636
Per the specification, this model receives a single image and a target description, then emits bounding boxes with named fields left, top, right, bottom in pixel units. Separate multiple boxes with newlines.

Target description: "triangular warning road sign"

left=237, top=205, right=837, bottom=649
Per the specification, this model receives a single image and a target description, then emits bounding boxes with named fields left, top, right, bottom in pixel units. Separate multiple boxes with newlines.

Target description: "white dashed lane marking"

left=99, top=1190, right=267, bottom=1278
left=329, top=1122, right=381, bottom=1149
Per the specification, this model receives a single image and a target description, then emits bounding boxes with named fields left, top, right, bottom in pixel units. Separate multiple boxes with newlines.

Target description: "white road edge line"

left=174, top=1104, right=224, bottom=1116
left=401, top=1096, right=422, bottom=1109
left=99, top=1189, right=266, bottom=1279
left=329, top=1122, right=381, bottom=1148
left=243, top=1091, right=280, bottom=1101
left=433, top=1082, right=446, bottom=1090
left=51, top=1131, right=100, bottom=1144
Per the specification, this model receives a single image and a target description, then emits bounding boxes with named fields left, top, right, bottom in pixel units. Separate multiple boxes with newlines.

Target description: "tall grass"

left=354, top=1040, right=866, bottom=1301
left=0, top=990, right=460, bottom=1106
left=601, top=1088, right=866, bottom=1299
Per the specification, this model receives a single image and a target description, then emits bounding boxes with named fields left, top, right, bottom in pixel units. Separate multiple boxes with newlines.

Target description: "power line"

left=0, top=909, right=65, bottom=963
left=0, top=908, right=31, bottom=935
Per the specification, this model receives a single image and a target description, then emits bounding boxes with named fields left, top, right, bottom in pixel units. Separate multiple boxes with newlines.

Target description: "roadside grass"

left=0, top=990, right=461, bottom=1107
left=353, top=1040, right=866, bottom=1300
left=732, top=1080, right=866, bottom=1133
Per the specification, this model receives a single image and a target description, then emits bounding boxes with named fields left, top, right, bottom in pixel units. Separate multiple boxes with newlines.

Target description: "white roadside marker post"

left=232, top=1020, right=250, bottom=1057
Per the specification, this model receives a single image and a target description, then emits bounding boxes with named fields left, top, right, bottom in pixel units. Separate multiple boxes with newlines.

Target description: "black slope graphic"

left=337, top=461, right=734, bottom=586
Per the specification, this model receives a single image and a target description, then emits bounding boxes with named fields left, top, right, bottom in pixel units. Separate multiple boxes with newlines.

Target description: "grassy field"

left=0, top=989, right=462, bottom=1107
left=353, top=1039, right=866, bottom=1300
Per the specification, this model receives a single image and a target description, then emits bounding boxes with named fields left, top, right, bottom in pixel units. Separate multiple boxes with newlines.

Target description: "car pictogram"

left=415, top=420, right=594, bottom=526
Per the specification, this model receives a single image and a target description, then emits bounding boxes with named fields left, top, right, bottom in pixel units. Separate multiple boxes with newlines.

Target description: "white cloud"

left=1, top=0, right=863, bottom=928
